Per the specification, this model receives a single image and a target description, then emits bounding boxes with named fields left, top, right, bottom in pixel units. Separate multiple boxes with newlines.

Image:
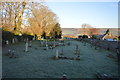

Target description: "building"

left=97, top=29, right=117, bottom=41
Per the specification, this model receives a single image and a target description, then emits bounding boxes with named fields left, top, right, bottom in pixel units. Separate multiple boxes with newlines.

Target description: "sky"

left=45, top=2, right=118, bottom=28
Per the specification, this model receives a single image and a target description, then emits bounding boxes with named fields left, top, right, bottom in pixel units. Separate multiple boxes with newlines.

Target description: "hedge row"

left=2, top=30, right=34, bottom=45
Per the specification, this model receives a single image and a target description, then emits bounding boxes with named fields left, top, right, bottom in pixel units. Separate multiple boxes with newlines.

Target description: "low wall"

left=77, top=38, right=119, bottom=53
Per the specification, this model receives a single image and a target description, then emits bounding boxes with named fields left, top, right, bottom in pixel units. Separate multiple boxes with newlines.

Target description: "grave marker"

left=53, top=40, right=55, bottom=47
left=6, top=40, right=9, bottom=45
left=25, top=42, right=28, bottom=52
left=75, top=45, right=80, bottom=55
left=12, top=38, right=15, bottom=44
left=29, top=41, right=32, bottom=47
left=56, top=50, right=59, bottom=59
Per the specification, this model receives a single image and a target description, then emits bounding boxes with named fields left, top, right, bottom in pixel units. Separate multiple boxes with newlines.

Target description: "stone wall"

left=77, top=38, right=119, bottom=53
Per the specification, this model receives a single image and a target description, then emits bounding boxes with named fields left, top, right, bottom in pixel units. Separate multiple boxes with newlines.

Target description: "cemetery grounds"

left=2, top=39, right=119, bottom=78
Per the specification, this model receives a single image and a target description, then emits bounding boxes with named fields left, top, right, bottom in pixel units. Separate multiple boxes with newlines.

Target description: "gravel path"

left=2, top=40, right=119, bottom=78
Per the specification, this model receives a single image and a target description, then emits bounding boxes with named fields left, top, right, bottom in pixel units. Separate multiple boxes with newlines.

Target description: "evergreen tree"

left=49, top=23, right=62, bottom=39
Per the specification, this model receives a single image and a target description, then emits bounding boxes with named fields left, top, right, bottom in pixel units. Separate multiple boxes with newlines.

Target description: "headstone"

left=75, top=45, right=80, bottom=55
left=14, top=38, right=18, bottom=43
left=6, top=40, right=9, bottom=45
left=29, top=41, right=32, bottom=47
left=61, top=48, right=63, bottom=55
left=117, top=48, right=120, bottom=61
left=60, top=48, right=64, bottom=57
left=8, top=49, right=11, bottom=55
left=24, top=39, right=26, bottom=42
left=53, top=40, right=56, bottom=47
left=83, top=42, right=86, bottom=46
left=10, top=50, right=16, bottom=58
left=46, top=41, right=47, bottom=45
left=25, top=42, right=28, bottom=52
left=12, top=38, right=15, bottom=44
left=26, top=38, right=29, bottom=43
left=33, top=36, right=35, bottom=40
left=76, top=45, right=78, bottom=50
left=46, top=42, right=48, bottom=50
left=56, top=50, right=59, bottom=59
left=62, top=72, right=67, bottom=79
left=40, top=41, right=43, bottom=47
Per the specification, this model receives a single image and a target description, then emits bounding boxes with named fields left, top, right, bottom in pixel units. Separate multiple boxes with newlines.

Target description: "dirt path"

left=2, top=40, right=119, bottom=78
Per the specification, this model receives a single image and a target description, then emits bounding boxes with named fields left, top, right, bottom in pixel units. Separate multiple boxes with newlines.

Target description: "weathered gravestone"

left=25, top=42, right=28, bottom=52
left=56, top=50, right=59, bottom=59
left=6, top=40, right=9, bottom=45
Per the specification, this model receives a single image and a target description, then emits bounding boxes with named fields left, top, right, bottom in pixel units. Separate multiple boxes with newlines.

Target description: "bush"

left=91, top=35, right=97, bottom=39
left=2, top=30, right=14, bottom=41
left=82, top=35, right=88, bottom=38
left=22, top=34, right=34, bottom=41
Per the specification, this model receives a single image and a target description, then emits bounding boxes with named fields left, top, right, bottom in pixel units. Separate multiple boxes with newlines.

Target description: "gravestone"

left=9, top=50, right=16, bottom=58
left=29, top=41, right=32, bottom=47
left=6, top=40, right=9, bottom=45
left=40, top=41, right=44, bottom=47
left=83, top=42, right=86, bottom=46
left=7, top=49, right=11, bottom=56
left=53, top=40, right=56, bottom=47
left=116, top=48, right=120, bottom=61
left=75, top=45, right=80, bottom=55
left=56, top=50, right=59, bottom=59
left=60, top=48, right=63, bottom=55
left=12, top=38, right=15, bottom=44
left=25, top=42, right=28, bottom=52
left=46, top=44, right=48, bottom=50
left=33, top=36, right=35, bottom=40
left=62, top=72, right=67, bottom=80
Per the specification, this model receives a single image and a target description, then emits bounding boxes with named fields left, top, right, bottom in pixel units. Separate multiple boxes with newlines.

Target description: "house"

left=97, top=29, right=116, bottom=41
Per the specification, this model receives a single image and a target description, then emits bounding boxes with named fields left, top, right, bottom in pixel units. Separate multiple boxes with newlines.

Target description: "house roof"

left=103, top=34, right=115, bottom=39
left=97, top=29, right=115, bottom=39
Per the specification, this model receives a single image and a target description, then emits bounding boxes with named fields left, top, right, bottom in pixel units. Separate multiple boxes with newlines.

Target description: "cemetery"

left=2, top=38, right=119, bottom=79
left=1, top=1, right=119, bottom=79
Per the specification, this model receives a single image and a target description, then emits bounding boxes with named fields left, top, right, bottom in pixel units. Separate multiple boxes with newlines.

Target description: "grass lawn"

left=2, top=40, right=119, bottom=78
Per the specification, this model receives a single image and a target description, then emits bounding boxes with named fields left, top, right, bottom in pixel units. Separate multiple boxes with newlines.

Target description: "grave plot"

left=39, top=40, right=68, bottom=51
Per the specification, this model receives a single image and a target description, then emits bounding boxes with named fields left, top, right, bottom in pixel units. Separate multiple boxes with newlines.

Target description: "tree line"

left=0, top=1, right=62, bottom=42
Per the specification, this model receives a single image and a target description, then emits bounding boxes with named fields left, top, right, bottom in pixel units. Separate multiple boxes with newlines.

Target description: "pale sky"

left=45, top=2, right=118, bottom=28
